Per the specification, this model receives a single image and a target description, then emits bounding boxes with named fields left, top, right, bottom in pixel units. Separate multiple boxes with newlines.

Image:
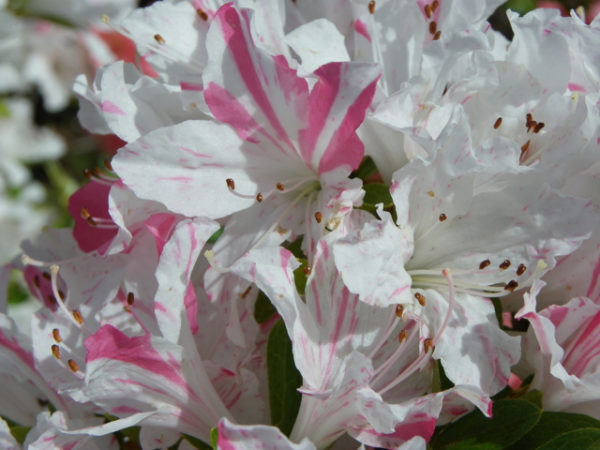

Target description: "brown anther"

left=80, top=207, right=92, bottom=220
left=83, top=168, right=92, bottom=179
left=395, top=304, right=404, bottom=318
left=256, top=193, right=263, bottom=203
left=432, top=0, right=439, bottom=11
left=442, top=84, right=449, bottom=96
left=92, top=168, right=104, bottom=178
left=516, top=264, right=527, bottom=276
left=104, top=159, right=113, bottom=172
left=427, top=190, right=435, bottom=197
left=57, top=290, right=65, bottom=301
left=33, top=275, right=40, bottom=288
left=52, top=328, right=62, bottom=343
left=154, top=34, right=166, bottom=44
left=526, top=113, right=533, bottom=125
left=239, top=285, right=252, bottom=299
left=499, top=260, right=511, bottom=270
left=494, top=117, right=502, bottom=129
left=67, top=359, right=80, bottom=372
left=303, top=266, right=312, bottom=275
left=123, top=306, right=131, bottom=313
left=521, top=140, right=531, bottom=155
left=368, top=0, right=376, bottom=14
left=429, top=21, right=437, bottom=35
left=86, top=217, right=98, bottom=227
left=424, top=4, right=432, bottom=18
left=424, top=338, right=434, bottom=353
left=196, top=8, right=208, bottom=20
left=433, top=30, right=441, bottom=40
left=226, top=178, right=235, bottom=190
left=398, top=329, right=408, bottom=343
left=276, top=182, right=285, bottom=191
left=47, top=295, right=57, bottom=306
left=438, top=213, right=447, bottom=222
left=415, top=292, right=426, bottom=306
left=51, top=344, right=61, bottom=359
left=314, top=211, right=323, bottom=223
left=127, top=292, right=134, bottom=305
left=534, top=122, right=545, bottom=133
left=479, top=259, right=491, bottom=270
left=504, top=280, right=519, bottom=292
left=42, top=272, right=51, bottom=281
left=72, top=310, right=84, bottom=325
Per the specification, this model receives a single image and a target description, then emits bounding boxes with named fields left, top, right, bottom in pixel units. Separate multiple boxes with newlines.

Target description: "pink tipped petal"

left=0, top=418, right=18, bottom=450
left=217, top=418, right=316, bottom=450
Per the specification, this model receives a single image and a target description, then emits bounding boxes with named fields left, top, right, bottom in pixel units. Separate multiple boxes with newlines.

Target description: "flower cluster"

left=2, top=0, right=600, bottom=448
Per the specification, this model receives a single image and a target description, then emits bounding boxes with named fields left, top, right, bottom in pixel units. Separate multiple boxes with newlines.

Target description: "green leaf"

left=362, top=183, right=393, bottom=208
left=508, top=412, right=600, bottom=449
left=0, top=99, right=10, bottom=118
left=9, top=425, right=30, bottom=444
left=504, top=0, right=537, bottom=15
left=350, top=156, right=378, bottom=181
left=182, top=433, right=212, bottom=449
left=431, top=399, right=542, bottom=449
left=210, top=426, right=219, bottom=449
left=520, top=389, right=543, bottom=408
left=254, top=291, right=277, bottom=324
left=7, top=270, right=29, bottom=305
left=535, top=428, right=600, bottom=450
left=207, top=227, right=224, bottom=245
left=267, top=320, right=302, bottom=436
left=293, top=262, right=308, bottom=296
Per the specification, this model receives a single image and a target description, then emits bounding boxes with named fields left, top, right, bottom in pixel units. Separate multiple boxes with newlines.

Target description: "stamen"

left=303, top=266, right=312, bottom=275
left=226, top=178, right=235, bottom=190
left=533, top=122, right=545, bottom=133
left=196, top=8, right=208, bottom=20
left=51, top=345, right=61, bottom=359
left=499, top=260, right=511, bottom=270
left=504, top=280, right=519, bottom=292
left=414, top=292, right=426, bottom=306
left=127, top=292, right=134, bottom=305
left=516, top=264, right=527, bottom=276
left=67, top=359, right=80, bottom=372
left=427, top=191, right=435, bottom=197
left=432, top=0, right=439, bottom=11
left=52, top=328, right=62, bottom=343
left=438, top=213, right=447, bottom=222
left=433, top=30, right=441, bottom=40
left=314, top=211, right=323, bottom=224
left=395, top=304, right=404, bottom=318
left=33, top=276, right=40, bottom=288
left=104, top=159, right=113, bottom=172
left=49, top=265, right=83, bottom=328
left=276, top=182, right=285, bottom=191
left=80, top=208, right=116, bottom=229
left=72, top=310, right=84, bottom=325
left=429, top=21, right=437, bottom=35
left=154, top=34, right=166, bottom=45
left=494, top=117, right=502, bottom=129
left=368, top=0, right=375, bottom=14
left=256, top=193, right=263, bottom=203
left=239, top=286, right=252, bottom=299
left=423, top=338, right=434, bottom=353
left=42, top=272, right=51, bottom=281
left=479, top=259, right=491, bottom=270
left=425, top=4, right=432, bottom=18
left=521, top=140, right=531, bottom=156
left=398, top=329, right=408, bottom=342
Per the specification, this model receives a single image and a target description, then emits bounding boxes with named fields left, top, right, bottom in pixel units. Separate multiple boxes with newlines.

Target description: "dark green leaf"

left=283, top=237, right=305, bottom=260
left=182, top=433, right=211, bottom=450
left=520, top=389, right=543, bottom=408
left=7, top=273, right=29, bottom=305
left=293, top=262, right=308, bottom=296
left=508, top=412, right=600, bottom=449
left=267, top=320, right=302, bottom=436
left=362, top=183, right=393, bottom=208
left=207, top=227, right=224, bottom=245
left=254, top=291, right=277, bottom=324
left=350, top=156, right=378, bottom=181
left=0, top=99, right=10, bottom=118
left=9, top=425, right=30, bottom=444
left=210, top=426, right=219, bottom=449
left=535, top=428, right=600, bottom=450
left=431, top=399, right=542, bottom=449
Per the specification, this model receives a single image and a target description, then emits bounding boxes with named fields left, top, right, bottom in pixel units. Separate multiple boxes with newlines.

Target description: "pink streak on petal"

left=0, top=330, right=34, bottom=370
left=417, top=0, right=441, bottom=22
left=85, top=325, right=187, bottom=388
left=112, top=405, right=141, bottom=414
left=185, top=282, right=199, bottom=335
left=586, top=253, right=600, bottom=301
left=568, top=83, right=586, bottom=92
left=354, top=19, right=371, bottom=42
left=217, top=421, right=237, bottom=450
left=562, top=310, right=600, bottom=377
left=180, top=82, right=203, bottom=92
left=280, top=248, right=292, bottom=285
left=508, top=373, right=522, bottom=390
left=145, top=213, right=176, bottom=256
left=101, top=101, right=126, bottom=116
left=213, top=5, right=295, bottom=152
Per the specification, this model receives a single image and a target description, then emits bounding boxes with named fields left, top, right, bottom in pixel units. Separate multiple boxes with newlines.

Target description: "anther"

left=494, top=117, right=502, bottom=129
left=516, top=264, right=527, bottom=276
left=526, top=113, right=533, bottom=126
left=226, top=178, right=235, bottom=190
left=433, top=30, right=441, bottom=40
left=499, top=260, right=511, bottom=270
left=521, top=140, right=531, bottom=155
left=432, top=0, right=439, bottom=11
left=276, top=182, right=285, bottom=191
left=57, top=290, right=65, bottom=301
left=429, top=21, right=437, bottom=35
left=424, top=4, right=432, bottom=18
left=423, top=338, right=434, bottom=353
left=534, top=122, right=545, bottom=133
left=395, top=304, right=404, bottom=318
left=239, top=285, right=252, bottom=299
left=92, top=168, right=104, bottom=178
left=51, top=345, right=60, bottom=359
left=52, top=328, right=62, bottom=343
left=196, top=8, right=208, bottom=20
left=314, top=211, right=323, bottom=223
left=415, top=292, right=426, bottom=306
left=33, top=275, right=40, bottom=288
left=154, top=34, right=166, bottom=45
left=104, top=160, right=113, bottom=172
left=42, top=272, right=51, bottom=281
left=438, top=213, right=447, bottom=222
left=67, top=359, right=80, bottom=372
left=256, top=193, right=263, bottom=202
left=479, top=259, right=491, bottom=270
left=427, top=191, right=435, bottom=197
left=368, top=0, right=375, bottom=14
left=47, top=295, right=57, bottom=306
left=398, top=329, right=408, bottom=343
left=83, top=168, right=92, bottom=179
left=127, top=292, right=134, bottom=305
left=303, top=266, right=312, bottom=275
left=72, top=310, right=84, bottom=325
left=504, top=280, right=519, bottom=292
